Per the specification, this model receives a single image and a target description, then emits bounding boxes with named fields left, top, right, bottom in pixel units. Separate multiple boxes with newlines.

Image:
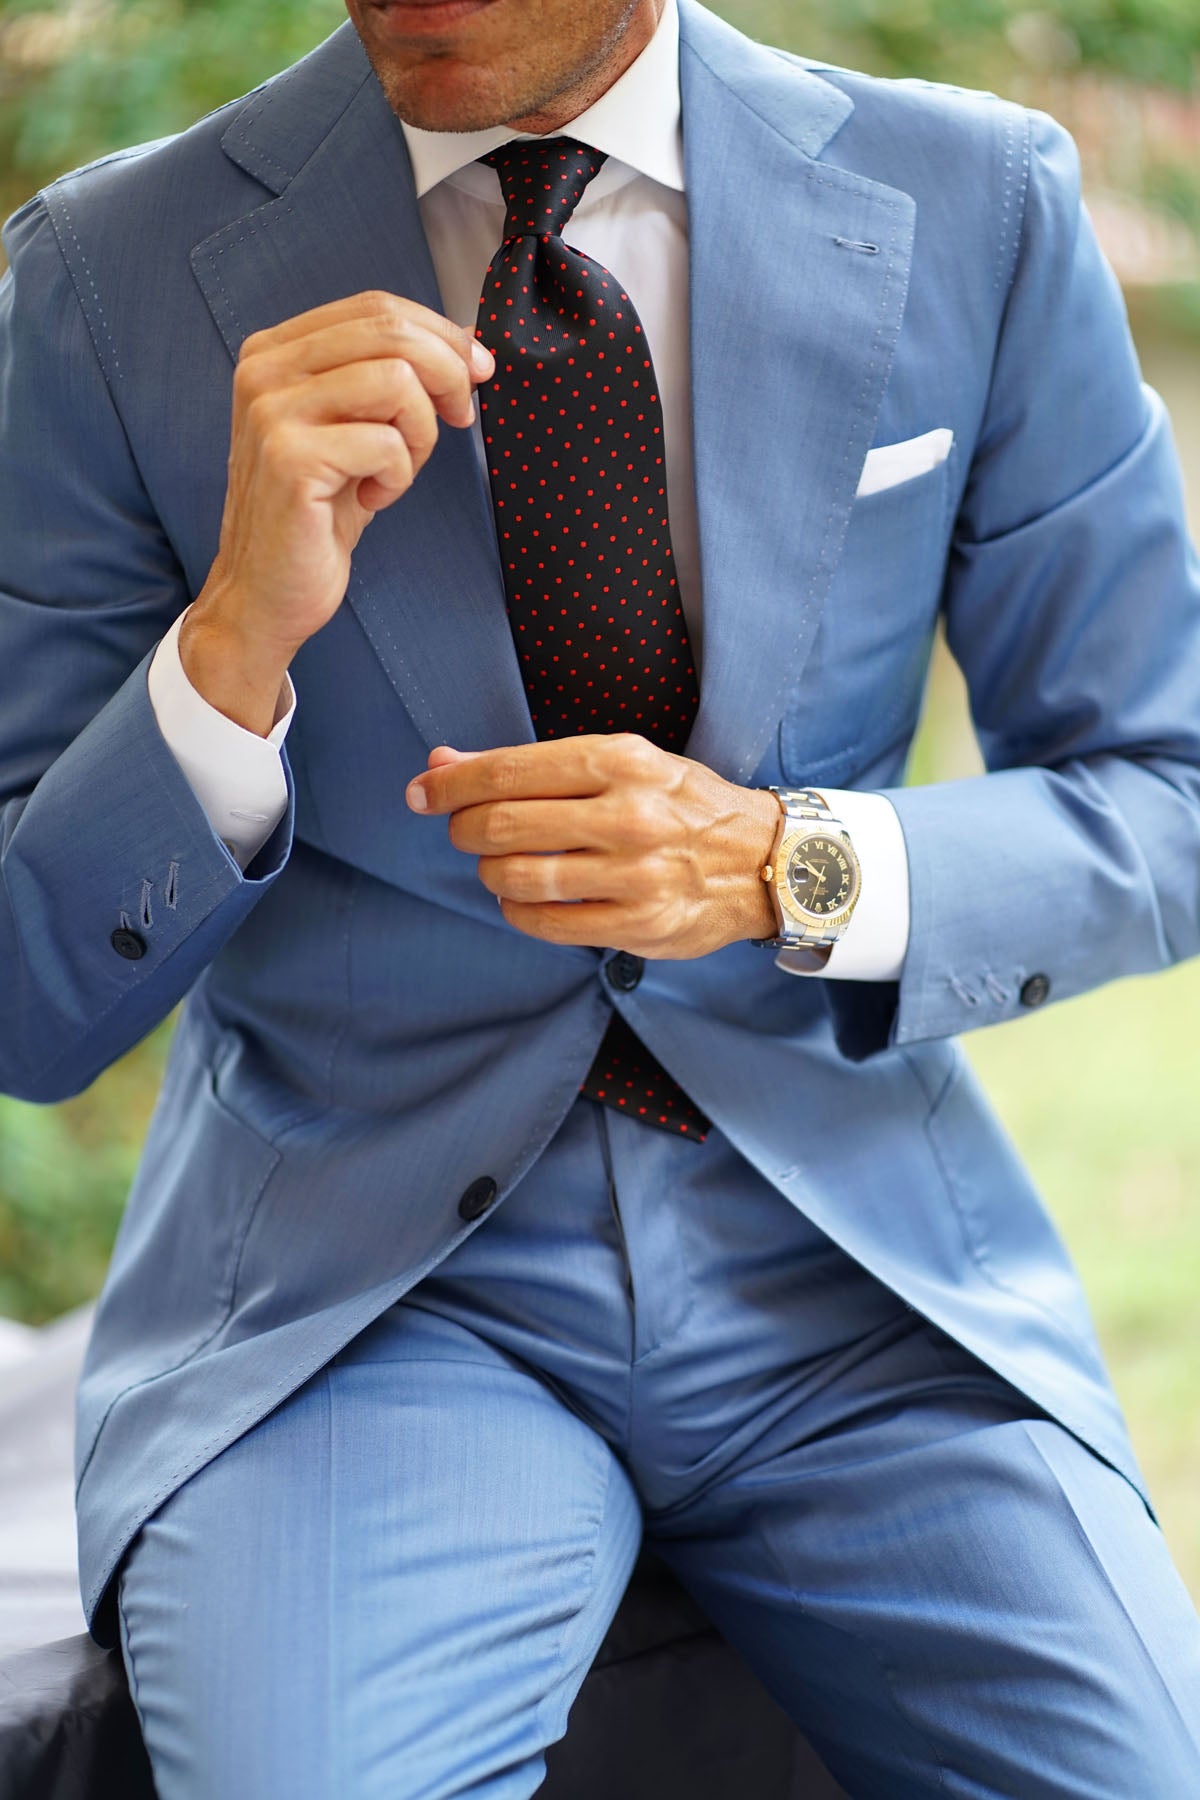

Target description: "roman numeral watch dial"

left=785, top=834, right=858, bottom=918
left=755, top=788, right=863, bottom=960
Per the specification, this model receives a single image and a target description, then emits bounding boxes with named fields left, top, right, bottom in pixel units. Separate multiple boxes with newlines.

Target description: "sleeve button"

left=458, top=1177, right=498, bottom=1223
left=110, top=927, right=147, bottom=961
left=1019, top=973, right=1051, bottom=1008
left=605, top=952, right=644, bottom=992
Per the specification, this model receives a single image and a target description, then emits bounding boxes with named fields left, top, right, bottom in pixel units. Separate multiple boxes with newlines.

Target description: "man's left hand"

left=406, top=735, right=780, bottom=959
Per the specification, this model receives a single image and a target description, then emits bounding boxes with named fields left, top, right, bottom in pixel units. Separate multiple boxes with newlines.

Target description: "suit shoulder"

left=779, top=50, right=1032, bottom=172
left=775, top=54, right=1081, bottom=286
left=25, top=24, right=368, bottom=254
left=35, top=86, right=261, bottom=223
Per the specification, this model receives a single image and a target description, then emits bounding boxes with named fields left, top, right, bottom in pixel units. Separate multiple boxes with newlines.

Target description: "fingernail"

left=470, top=339, right=495, bottom=378
left=406, top=781, right=427, bottom=812
left=462, top=397, right=476, bottom=426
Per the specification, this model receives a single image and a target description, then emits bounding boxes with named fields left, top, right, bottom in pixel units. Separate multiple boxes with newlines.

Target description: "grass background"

left=969, top=966, right=1200, bottom=1598
left=916, top=313, right=1200, bottom=1596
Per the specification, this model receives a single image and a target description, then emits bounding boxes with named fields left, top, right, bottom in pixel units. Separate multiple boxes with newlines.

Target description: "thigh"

left=655, top=1391, right=1200, bottom=1798
left=118, top=1304, right=642, bottom=1800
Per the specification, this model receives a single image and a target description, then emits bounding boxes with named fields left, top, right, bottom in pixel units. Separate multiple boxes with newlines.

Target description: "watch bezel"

left=775, top=826, right=862, bottom=932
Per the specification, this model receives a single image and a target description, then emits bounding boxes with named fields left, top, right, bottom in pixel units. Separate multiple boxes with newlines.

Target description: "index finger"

left=407, top=739, right=617, bottom=814
left=243, top=315, right=485, bottom=427
left=242, top=290, right=492, bottom=379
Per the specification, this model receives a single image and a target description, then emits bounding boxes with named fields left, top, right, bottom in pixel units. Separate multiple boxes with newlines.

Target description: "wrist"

left=180, top=583, right=296, bottom=738
left=752, top=786, right=865, bottom=957
left=739, top=784, right=784, bottom=943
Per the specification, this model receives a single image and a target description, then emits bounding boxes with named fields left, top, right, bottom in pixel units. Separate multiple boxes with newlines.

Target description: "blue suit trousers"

left=117, top=1097, right=1200, bottom=1797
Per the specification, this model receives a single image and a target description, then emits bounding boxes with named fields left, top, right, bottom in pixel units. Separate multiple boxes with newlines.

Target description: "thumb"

left=426, top=744, right=483, bottom=769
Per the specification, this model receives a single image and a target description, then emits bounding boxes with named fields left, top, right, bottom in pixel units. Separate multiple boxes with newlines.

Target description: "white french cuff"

left=147, top=607, right=295, bottom=871
left=773, top=788, right=910, bottom=982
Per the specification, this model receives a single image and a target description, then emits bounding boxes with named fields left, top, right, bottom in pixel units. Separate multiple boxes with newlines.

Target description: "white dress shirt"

left=148, top=0, right=909, bottom=979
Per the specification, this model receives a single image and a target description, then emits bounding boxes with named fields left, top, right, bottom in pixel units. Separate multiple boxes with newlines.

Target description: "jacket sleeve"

left=832, top=108, right=1200, bottom=1057
left=0, top=193, right=294, bottom=1104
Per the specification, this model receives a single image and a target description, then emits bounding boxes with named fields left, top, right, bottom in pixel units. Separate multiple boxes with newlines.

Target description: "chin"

left=367, top=52, right=527, bottom=131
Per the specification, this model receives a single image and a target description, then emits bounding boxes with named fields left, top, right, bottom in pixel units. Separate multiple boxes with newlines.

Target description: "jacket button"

left=1019, top=973, right=1051, bottom=1008
left=606, top=951, right=643, bottom=992
left=110, top=928, right=147, bottom=962
left=458, top=1176, right=498, bottom=1223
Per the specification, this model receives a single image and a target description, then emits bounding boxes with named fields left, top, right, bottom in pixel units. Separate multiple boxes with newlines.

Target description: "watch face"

left=783, top=833, right=860, bottom=921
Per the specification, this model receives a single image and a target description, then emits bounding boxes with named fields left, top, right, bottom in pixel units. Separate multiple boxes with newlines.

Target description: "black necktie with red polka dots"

left=475, top=136, right=711, bottom=1143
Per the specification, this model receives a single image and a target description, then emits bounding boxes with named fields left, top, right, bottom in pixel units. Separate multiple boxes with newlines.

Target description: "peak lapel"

left=678, top=3, right=916, bottom=782
left=190, top=25, right=532, bottom=755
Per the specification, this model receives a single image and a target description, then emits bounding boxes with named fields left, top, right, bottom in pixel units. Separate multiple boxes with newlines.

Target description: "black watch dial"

left=784, top=833, right=859, bottom=919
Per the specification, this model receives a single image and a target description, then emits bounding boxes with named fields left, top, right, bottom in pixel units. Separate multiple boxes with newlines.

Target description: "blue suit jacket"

left=2, top=2, right=1198, bottom=1639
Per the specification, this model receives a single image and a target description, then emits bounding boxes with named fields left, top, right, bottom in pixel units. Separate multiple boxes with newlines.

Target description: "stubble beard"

left=354, top=0, right=646, bottom=135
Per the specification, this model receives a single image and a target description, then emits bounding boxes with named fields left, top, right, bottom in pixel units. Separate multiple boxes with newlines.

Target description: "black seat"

left=0, top=1308, right=846, bottom=1798
left=0, top=1549, right=847, bottom=1800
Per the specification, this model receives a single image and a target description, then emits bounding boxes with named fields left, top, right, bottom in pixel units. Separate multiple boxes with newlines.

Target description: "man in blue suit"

left=2, top=0, right=1199, bottom=1790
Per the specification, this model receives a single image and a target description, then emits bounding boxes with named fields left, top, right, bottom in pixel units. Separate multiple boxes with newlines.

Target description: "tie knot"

left=481, top=137, right=608, bottom=243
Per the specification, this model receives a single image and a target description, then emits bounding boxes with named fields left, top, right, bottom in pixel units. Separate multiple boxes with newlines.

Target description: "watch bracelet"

left=754, top=786, right=855, bottom=951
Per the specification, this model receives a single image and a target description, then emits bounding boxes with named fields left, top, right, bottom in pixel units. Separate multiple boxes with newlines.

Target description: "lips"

left=368, top=0, right=499, bottom=21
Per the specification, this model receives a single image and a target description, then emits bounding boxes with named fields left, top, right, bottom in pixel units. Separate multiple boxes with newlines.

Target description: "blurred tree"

left=0, top=0, right=342, bottom=191
left=0, top=1020, right=172, bottom=1323
left=0, top=0, right=1196, bottom=201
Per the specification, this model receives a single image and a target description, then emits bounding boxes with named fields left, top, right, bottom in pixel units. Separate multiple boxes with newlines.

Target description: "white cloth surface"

left=148, top=611, right=294, bottom=870
left=148, top=0, right=909, bottom=980
left=0, top=1307, right=93, bottom=1651
left=857, top=427, right=954, bottom=497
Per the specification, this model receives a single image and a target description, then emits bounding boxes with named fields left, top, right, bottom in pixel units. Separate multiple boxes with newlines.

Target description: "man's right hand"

left=179, top=291, right=494, bottom=736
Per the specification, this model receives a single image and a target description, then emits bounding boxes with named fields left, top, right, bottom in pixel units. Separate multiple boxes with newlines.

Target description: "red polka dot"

left=477, top=137, right=708, bottom=1144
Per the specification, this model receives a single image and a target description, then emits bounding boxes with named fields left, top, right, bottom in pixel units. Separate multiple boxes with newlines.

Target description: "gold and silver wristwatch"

left=754, top=787, right=862, bottom=969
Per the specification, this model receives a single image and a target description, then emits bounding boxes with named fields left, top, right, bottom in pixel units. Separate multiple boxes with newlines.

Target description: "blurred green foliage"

left=0, top=1021, right=171, bottom=1321
left=742, top=0, right=1200, bottom=88
left=0, top=0, right=343, bottom=190
left=0, top=0, right=1197, bottom=205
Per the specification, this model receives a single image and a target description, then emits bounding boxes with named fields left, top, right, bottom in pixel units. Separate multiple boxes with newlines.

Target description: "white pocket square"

left=856, top=427, right=954, bottom=498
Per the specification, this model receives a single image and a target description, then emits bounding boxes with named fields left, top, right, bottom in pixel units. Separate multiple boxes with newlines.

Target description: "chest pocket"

left=779, top=452, right=953, bottom=788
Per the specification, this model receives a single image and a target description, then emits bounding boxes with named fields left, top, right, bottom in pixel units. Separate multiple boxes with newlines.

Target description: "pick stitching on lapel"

left=190, top=10, right=915, bottom=776
left=190, top=24, right=534, bottom=756
left=678, top=1, right=916, bottom=783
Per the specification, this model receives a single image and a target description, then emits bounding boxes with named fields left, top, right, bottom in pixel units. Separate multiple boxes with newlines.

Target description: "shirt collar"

left=400, top=0, right=684, bottom=199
